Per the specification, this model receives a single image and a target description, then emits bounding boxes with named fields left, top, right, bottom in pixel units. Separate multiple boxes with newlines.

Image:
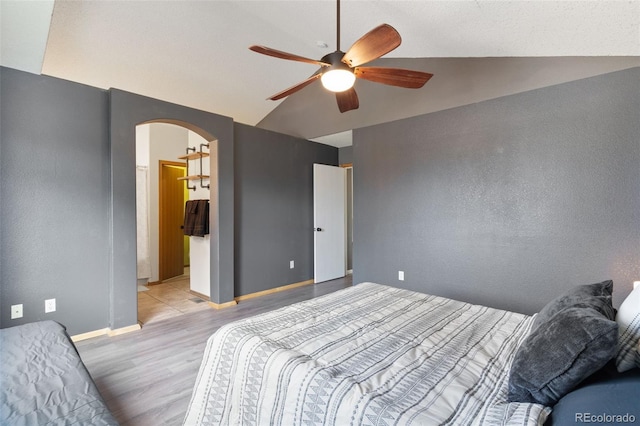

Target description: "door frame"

left=158, top=160, right=186, bottom=281
left=341, top=163, right=353, bottom=274
left=313, top=164, right=347, bottom=283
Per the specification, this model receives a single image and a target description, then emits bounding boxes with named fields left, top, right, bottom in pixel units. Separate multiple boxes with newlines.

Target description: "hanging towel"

left=184, top=199, right=209, bottom=237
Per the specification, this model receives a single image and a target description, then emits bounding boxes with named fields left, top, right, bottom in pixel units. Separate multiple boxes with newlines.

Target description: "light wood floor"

left=138, top=277, right=209, bottom=325
left=75, top=276, right=352, bottom=426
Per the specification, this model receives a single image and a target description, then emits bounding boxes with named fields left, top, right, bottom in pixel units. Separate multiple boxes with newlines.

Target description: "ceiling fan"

left=249, top=0, right=433, bottom=113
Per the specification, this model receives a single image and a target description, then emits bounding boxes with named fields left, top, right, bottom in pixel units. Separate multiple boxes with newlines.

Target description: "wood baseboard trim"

left=209, top=300, right=238, bottom=309
left=234, top=279, right=314, bottom=302
left=71, top=328, right=110, bottom=342
left=71, top=323, right=141, bottom=341
left=107, top=324, right=142, bottom=336
left=146, top=280, right=161, bottom=286
left=206, top=279, right=315, bottom=309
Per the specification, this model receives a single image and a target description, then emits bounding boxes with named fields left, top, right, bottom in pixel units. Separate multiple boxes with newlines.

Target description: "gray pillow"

left=508, top=306, right=618, bottom=406
left=531, top=280, right=615, bottom=332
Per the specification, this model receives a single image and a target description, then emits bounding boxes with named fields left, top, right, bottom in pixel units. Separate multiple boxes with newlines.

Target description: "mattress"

left=184, top=282, right=550, bottom=425
left=0, top=320, right=117, bottom=425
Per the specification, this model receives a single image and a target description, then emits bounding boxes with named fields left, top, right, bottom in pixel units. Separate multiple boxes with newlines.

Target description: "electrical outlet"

left=11, top=304, right=23, bottom=319
left=290, top=260, right=295, bottom=269
left=398, top=271, right=405, bottom=281
left=45, top=298, right=56, bottom=313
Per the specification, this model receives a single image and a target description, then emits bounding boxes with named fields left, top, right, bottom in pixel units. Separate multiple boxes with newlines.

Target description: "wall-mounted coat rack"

left=178, top=143, right=210, bottom=191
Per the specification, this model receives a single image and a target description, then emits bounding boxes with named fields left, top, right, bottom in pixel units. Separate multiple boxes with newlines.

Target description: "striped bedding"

left=184, top=282, right=551, bottom=425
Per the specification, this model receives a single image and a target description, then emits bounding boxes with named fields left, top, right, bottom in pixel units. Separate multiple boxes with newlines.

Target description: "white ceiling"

left=2, top=1, right=639, bottom=147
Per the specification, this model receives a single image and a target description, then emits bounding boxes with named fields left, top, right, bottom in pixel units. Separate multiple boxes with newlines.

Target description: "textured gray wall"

left=1, top=68, right=339, bottom=333
left=353, top=67, right=640, bottom=314
left=339, top=146, right=353, bottom=165
left=234, top=123, right=338, bottom=296
left=1, top=67, right=110, bottom=333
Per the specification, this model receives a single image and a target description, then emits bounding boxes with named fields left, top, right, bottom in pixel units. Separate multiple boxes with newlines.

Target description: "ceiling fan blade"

left=335, top=88, right=359, bottom=113
left=250, top=45, right=329, bottom=67
left=354, top=67, right=433, bottom=88
left=341, top=24, right=401, bottom=68
left=267, top=73, right=322, bottom=101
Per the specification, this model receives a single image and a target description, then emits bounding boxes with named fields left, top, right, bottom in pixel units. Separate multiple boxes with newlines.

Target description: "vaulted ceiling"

left=2, top=1, right=639, bottom=147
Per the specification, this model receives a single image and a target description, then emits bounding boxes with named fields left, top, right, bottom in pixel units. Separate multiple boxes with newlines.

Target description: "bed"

left=184, top=283, right=551, bottom=425
left=0, top=320, right=118, bottom=425
left=186, top=280, right=640, bottom=425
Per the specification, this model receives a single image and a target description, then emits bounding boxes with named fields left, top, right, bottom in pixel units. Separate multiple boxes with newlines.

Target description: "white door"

left=314, top=164, right=346, bottom=283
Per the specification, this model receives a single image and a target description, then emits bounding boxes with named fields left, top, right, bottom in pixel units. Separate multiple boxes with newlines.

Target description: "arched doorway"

left=134, top=122, right=217, bottom=324
left=109, top=90, right=235, bottom=331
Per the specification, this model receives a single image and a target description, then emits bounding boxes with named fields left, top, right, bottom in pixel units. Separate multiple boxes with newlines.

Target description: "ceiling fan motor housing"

left=320, top=51, right=356, bottom=92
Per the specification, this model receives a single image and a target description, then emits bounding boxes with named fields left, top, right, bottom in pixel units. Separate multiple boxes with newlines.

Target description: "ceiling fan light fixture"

left=250, top=0, right=430, bottom=112
left=321, top=68, right=356, bottom=92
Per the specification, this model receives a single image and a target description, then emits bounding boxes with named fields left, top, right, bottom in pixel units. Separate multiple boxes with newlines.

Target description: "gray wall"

left=339, top=146, right=353, bottom=165
left=2, top=67, right=335, bottom=334
left=234, top=123, right=337, bottom=296
left=353, top=67, right=640, bottom=314
left=1, top=67, right=111, bottom=333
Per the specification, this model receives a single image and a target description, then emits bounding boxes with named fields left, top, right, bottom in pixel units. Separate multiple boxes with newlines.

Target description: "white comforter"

left=184, top=283, right=550, bottom=425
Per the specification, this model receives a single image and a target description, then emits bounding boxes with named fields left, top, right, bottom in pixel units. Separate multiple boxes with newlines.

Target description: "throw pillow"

left=531, top=280, right=615, bottom=332
left=508, top=306, right=618, bottom=406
